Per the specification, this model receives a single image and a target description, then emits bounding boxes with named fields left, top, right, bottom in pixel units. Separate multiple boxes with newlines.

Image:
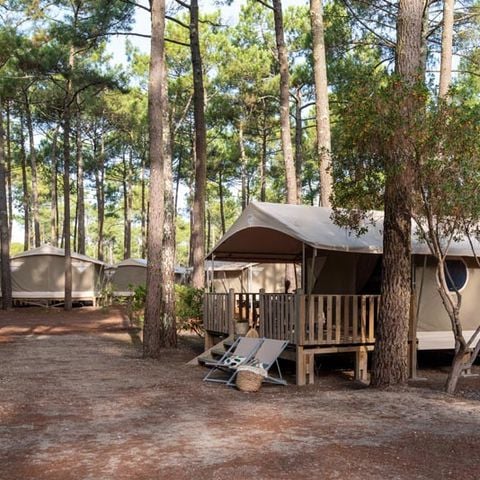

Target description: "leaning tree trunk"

left=143, top=0, right=169, bottom=358
left=140, top=151, right=147, bottom=259
left=439, top=0, right=454, bottom=99
left=25, top=91, right=41, bottom=247
left=371, top=0, right=424, bottom=387
left=310, top=0, right=332, bottom=207
left=0, top=98, right=12, bottom=309
left=190, top=0, right=207, bottom=289
left=76, top=111, right=85, bottom=254
left=239, top=119, right=247, bottom=210
left=259, top=109, right=267, bottom=202
left=272, top=0, right=297, bottom=204
left=122, top=149, right=132, bottom=260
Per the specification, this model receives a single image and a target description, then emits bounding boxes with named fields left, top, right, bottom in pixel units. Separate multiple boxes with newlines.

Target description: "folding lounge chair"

left=227, top=338, right=289, bottom=387
left=203, top=337, right=263, bottom=384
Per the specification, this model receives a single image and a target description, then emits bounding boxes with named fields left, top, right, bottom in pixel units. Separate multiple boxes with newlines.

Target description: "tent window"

left=445, top=259, right=467, bottom=292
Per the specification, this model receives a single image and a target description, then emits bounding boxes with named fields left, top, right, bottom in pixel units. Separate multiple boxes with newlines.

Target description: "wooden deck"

left=203, top=290, right=380, bottom=385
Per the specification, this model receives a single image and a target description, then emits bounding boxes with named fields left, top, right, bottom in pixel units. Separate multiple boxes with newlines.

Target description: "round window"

left=445, top=259, right=468, bottom=292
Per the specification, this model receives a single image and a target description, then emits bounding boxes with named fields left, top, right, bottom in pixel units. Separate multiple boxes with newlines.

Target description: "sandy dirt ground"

left=0, top=307, right=479, bottom=480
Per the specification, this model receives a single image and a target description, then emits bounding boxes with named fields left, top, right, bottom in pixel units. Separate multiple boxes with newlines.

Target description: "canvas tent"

left=106, top=258, right=188, bottom=296
left=6, top=245, right=106, bottom=305
left=207, top=202, right=480, bottom=350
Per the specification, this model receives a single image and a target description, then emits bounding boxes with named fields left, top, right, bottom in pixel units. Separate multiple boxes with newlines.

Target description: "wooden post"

left=295, top=289, right=305, bottom=346
left=296, top=346, right=306, bottom=386
left=259, top=288, right=265, bottom=336
left=355, top=346, right=369, bottom=383
left=227, top=288, right=235, bottom=335
left=204, top=331, right=215, bottom=351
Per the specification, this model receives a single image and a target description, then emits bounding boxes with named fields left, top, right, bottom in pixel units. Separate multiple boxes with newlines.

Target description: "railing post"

left=295, top=289, right=305, bottom=346
left=259, top=288, right=265, bottom=336
left=227, top=289, right=235, bottom=335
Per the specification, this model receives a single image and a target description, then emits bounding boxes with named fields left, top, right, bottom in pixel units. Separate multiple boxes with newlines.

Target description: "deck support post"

left=204, top=331, right=215, bottom=351
left=296, top=346, right=306, bottom=385
left=355, top=346, right=369, bottom=383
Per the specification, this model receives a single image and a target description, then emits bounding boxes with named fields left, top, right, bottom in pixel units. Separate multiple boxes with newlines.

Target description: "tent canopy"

left=207, top=202, right=480, bottom=262
left=13, top=245, right=106, bottom=266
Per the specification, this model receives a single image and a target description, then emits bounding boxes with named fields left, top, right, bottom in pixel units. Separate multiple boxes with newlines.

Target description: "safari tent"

left=106, top=258, right=188, bottom=296
left=202, top=202, right=480, bottom=384
left=7, top=245, right=106, bottom=305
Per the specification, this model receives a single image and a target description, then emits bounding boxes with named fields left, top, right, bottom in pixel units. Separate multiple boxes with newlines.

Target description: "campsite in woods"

left=1, top=0, right=480, bottom=478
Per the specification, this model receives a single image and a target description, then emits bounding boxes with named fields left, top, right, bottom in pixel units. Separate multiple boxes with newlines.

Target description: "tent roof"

left=107, top=258, right=188, bottom=275
left=206, top=261, right=256, bottom=272
left=12, top=245, right=106, bottom=266
left=207, top=202, right=480, bottom=262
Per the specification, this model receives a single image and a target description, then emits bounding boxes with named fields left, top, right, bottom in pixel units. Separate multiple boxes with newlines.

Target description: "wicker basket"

left=236, top=370, right=263, bottom=392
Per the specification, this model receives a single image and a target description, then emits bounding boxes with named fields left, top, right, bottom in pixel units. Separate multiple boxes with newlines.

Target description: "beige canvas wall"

left=10, top=255, right=101, bottom=297
left=111, top=265, right=147, bottom=292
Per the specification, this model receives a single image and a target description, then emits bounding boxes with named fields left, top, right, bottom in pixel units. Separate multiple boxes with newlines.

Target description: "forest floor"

left=0, top=306, right=479, bottom=480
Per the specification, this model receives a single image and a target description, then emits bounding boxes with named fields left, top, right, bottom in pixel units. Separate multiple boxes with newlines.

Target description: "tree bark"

left=218, top=170, right=226, bottom=235
left=140, top=151, right=147, bottom=259
left=294, top=87, right=303, bottom=203
left=272, top=0, right=297, bottom=204
left=439, top=0, right=454, bottom=98
left=122, top=149, right=132, bottom=260
left=63, top=46, right=75, bottom=311
left=5, top=101, right=12, bottom=240
left=310, top=0, right=332, bottom=207
left=239, top=119, right=247, bottom=210
left=190, top=0, right=207, bottom=288
left=260, top=110, right=267, bottom=202
left=371, top=0, right=424, bottom=387
left=143, top=0, right=169, bottom=358
left=76, top=110, right=85, bottom=254
left=25, top=91, right=41, bottom=247
left=0, top=98, right=12, bottom=309
left=19, top=113, right=30, bottom=251
left=50, top=127, right=59, bottom=247
left=161, top=57, right=177, bottom=348
left=95, top=134, right=105, bottom=261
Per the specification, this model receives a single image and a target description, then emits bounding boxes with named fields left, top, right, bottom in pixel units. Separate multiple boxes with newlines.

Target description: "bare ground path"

left=0, top=307, right=479, bottom=480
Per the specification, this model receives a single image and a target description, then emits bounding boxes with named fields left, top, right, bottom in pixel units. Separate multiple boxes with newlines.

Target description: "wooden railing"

left=259, top=293, right=296, bottom=342
left=297, top=294, right=379, bottom=346
left=203, top=291, right=380, bottom=346
left=203, top=292, right=234, bottom=334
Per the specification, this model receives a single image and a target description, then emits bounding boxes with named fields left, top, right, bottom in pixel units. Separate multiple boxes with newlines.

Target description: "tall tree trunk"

left=218, top=170, right=226, bottom=235
left=272, top=0, right=297, bottom=204
left=190, top=0, right=207, bottom=289
left=5, top=101, right=12, bottom=240
left=143, top=0, right=170, bottom=358
left=439, top=0, right=454, bottom=98
left=0, top=98, right=12, bottom=309
left=160, top=53, right=177, bottom=348
left=310, top=0, right=332, bottom=207
left=19, top=113, right=30, bottom=251
left=95, top=134, right=105, bottom=261
left=260, top=111, right=267, bottom=202
left=140, top=151, right=147, bottom=259
left=76, top=111, right=85, bottom=254
left=50, top=127, right=59, bottom=247
left=25, top=91, right=41, bottom=247
left=294, top=88, right=303, bottom=203
left=371, top=0, right=424, bottom=387
left=239, top=119, right=247, bottom=210
left=63, top=46, right=75, bottom=311
left=122, top=149, right=132, bottom=260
